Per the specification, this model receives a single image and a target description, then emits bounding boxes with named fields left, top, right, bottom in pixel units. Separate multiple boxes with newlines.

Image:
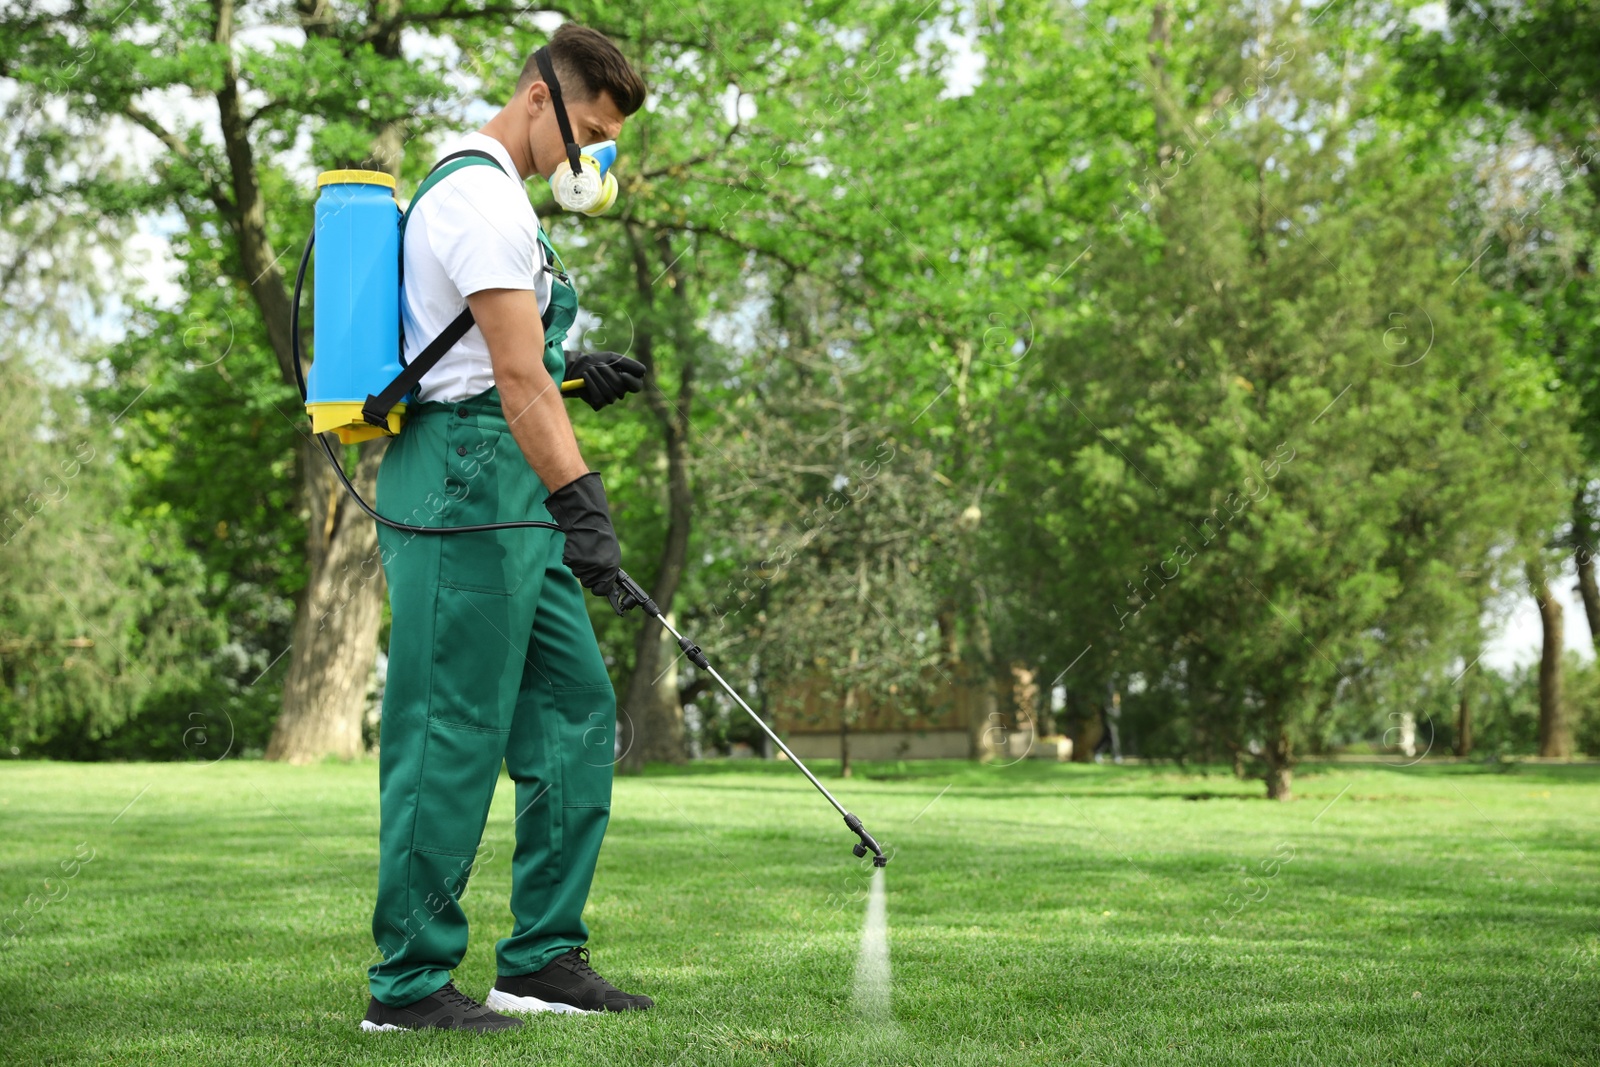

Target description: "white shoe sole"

left=359, top=1021, right=412, bottom=1032
left=485, top=987, right=597, bottom=1016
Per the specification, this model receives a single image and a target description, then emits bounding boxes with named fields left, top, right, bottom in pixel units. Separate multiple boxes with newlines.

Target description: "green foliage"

left=994, top=6, right=1580, bottom=780
left=0, top=350, right=226, bottom=753
left=1, top=0, right=1597, bottom=772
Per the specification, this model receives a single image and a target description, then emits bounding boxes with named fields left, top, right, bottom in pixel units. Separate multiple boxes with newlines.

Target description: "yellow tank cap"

left=317, top=169, right=397, bottom=190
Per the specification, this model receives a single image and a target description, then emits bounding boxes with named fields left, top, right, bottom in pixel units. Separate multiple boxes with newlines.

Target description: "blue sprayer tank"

left=306, top=170, right=405, bottom=443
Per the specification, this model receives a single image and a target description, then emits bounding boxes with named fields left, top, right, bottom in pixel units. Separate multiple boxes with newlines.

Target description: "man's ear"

left=522, top=79, right=548, bottom=118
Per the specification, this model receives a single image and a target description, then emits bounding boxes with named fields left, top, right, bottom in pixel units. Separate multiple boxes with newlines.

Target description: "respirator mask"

left=536, top=46, right=619, bottom=217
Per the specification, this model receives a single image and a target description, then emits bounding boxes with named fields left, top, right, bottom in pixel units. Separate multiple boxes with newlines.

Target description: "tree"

left=701, top=330, right=957, bottom=774
left=1527, top=556, right=1574, bottom=756
left=0, top=0, right=469, bottom=759
left=0, top=91, right=220, bottom=754
left=566, top=0, right=1009, bottom=767
left=3, top=0, right=912, bottom=762
left=997, top=4, right=1577, bottom=797
left=1401, top=0, right=1600, bottom=738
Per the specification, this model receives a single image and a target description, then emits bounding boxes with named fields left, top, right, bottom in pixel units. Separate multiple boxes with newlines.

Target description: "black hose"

left=290, top=230, right=560, bottom=537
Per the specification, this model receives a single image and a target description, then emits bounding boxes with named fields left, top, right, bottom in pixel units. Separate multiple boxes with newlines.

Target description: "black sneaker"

left=361, top=980, right=524, bottom=1032
left=486, top=947, right=654, bottom=1014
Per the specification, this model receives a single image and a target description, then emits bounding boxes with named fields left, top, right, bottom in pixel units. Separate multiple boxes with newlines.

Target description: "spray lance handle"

left=612, top=570, right=712, bottom=669
left=609, top=569, right=656, bottom=619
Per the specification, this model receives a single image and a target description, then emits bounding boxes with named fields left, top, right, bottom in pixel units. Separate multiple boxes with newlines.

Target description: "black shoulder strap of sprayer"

left=361, top=149, right=510, bottom=430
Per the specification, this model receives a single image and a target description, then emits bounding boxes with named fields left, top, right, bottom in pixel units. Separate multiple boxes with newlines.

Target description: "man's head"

left=507, top=24, right=647, bottom=181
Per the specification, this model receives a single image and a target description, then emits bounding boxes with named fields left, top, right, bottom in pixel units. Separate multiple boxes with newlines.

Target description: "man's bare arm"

left=467, top=287, right=588, bottom=491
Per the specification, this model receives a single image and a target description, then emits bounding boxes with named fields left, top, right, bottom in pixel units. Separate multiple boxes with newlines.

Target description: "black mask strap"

left=534, top=46, right=583, bottom=177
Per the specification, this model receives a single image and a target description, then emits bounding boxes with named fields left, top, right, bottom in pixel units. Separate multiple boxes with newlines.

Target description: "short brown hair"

left=516, top=24, right=647, bottom=116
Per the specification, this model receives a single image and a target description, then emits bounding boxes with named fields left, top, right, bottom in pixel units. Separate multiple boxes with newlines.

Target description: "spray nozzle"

left=844, top=811, right=888, bottom=867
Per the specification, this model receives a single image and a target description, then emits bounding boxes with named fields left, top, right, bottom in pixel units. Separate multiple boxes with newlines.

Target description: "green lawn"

left=1, top=757, right=1597, bottom=1065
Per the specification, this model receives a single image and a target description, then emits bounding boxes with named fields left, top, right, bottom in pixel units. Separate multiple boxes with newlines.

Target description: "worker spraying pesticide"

left=294, top=21, right=889, bottom=1036
left=302, top=24, right=651, bottom=1032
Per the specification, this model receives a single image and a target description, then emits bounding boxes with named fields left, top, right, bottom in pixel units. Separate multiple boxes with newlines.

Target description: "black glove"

left=563, top=351, right=646, bottom=411
left=544, top=471, right=624, bottom=605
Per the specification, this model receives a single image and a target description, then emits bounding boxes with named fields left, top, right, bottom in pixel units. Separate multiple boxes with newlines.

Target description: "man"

left=361, top=24, right=651, bottom=1033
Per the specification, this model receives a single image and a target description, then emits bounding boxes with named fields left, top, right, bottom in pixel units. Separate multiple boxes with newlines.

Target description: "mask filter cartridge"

left=550, top=140, right=618, bottom=216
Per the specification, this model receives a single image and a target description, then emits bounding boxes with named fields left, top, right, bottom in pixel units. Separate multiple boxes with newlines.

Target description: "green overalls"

left=367, top=156, right=614, bottom=1007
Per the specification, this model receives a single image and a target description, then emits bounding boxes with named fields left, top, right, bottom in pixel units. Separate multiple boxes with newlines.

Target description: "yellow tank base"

left=307, top=401, right=406, bottom=444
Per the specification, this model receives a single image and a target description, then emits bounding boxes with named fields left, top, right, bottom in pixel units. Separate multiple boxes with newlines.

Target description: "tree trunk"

left=1074, top=703, right=1103, bottom=764
left=755, top=590, right=774, bottom=759
left=266, top=440, right=386, bottom=762
left=966, top=599, right=1004, bottom=762
left=631, top=610, right=685, bottom=765
left=839, top=644, right=860, bottom=778
left=1528, top=559, right=1572, bottom=758
left=621, top=605, right=688, bottom=768
left=211, top=0, right=398, bottom=763
left=1264, top=760, right=1292, bottom=801
left=1146, top=3, right=1171, bottom=145
left=1456, top=653, right=1474, bottom=758
left=619, top=228, right=696, bottom=772
left=1572, top=485, right=1600, bottom=658
left=970, top=680, right=1001, bottom=761
left=839, top=717, right=852, bottom=779
left=1102, top=681, right=1123, bottom=762
left=1010, top=663, right=1039, bottom=757
left=1262, top=726, right=1293, bottom=801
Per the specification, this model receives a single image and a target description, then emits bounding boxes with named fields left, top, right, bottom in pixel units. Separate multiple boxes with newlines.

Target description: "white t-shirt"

left=400, top=132, right=551, bottom=403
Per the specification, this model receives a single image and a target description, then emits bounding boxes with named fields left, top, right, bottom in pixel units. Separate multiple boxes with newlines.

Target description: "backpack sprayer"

left=288, top=150, right=887, bottom=870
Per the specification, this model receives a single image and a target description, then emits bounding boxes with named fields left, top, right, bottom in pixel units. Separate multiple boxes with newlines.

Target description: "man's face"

left=524, top=79, right=626, bottom=180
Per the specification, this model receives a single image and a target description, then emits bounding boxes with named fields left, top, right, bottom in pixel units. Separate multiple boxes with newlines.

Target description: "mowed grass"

left=1, top=756, right=1597, bottom=1066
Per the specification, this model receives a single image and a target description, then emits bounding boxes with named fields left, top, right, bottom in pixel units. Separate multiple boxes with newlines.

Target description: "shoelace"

left=434, top=981, right=486, bottom=1011
left=559, top=946, right=605, bottom=984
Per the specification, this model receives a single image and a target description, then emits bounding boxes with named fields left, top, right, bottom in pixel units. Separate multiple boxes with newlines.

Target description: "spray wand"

left=611, top=571, right=889, bottom=867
